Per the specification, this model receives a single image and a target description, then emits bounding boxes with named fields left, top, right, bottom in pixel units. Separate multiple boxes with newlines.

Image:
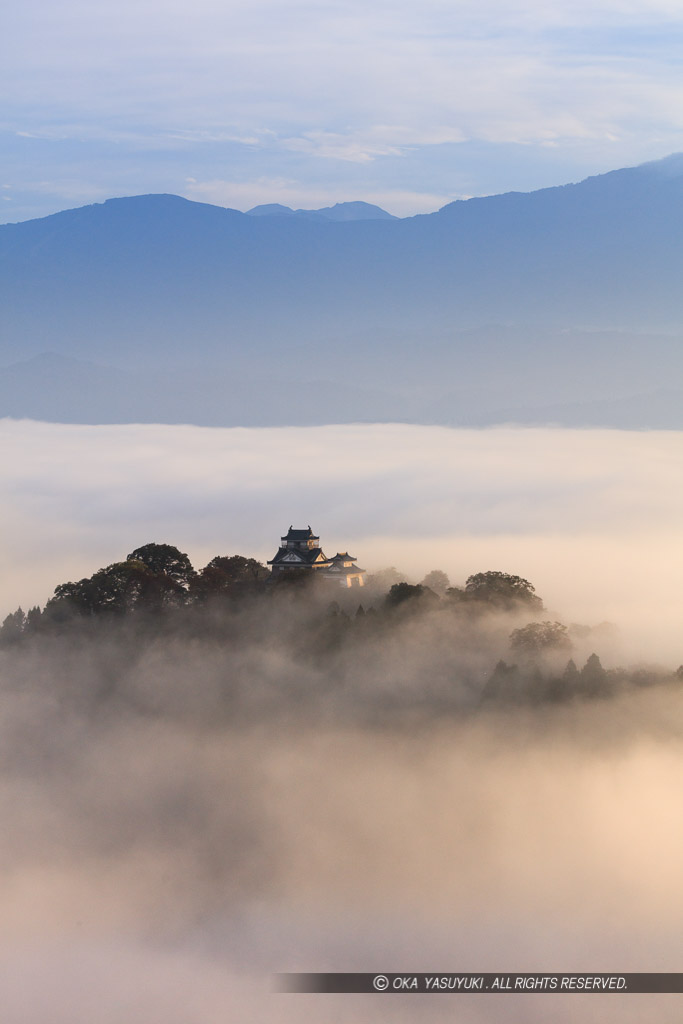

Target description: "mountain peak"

left=247, top=200, right=396, bottom=221
left=307, top=201, right=397, bottom=222
left=246, top=203, right=295, bottom=217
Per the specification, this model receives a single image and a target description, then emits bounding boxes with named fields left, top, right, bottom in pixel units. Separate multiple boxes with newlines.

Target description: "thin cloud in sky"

left=3, top=0, right=683, bottom=219
left=184, top=177, right=455, bottom=215
left=6, top=2, right=683, bottom=139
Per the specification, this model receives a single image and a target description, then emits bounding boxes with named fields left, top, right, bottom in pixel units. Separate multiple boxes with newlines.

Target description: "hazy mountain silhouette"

left=246, top=201, right=397, bottom=221
left=0, top=352, right=418, bottom=426
left=1, top=155, right=682, bottom=426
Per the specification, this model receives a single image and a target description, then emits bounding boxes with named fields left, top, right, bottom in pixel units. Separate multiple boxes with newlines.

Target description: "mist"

left=2, top=418, right=683, bottom=1021
left=1, top=604, right=683, bottom=1023
left=2, top=419, right=682, bottom=661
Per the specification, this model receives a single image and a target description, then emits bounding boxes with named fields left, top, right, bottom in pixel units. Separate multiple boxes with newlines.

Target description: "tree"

left=190, top=555, right=269, bottom=601
left=44, top=547, right=194, bottom=619
left=580, top=652, right=609, bottom=697
left=562, top=658, right=580, bottom=684
left=47, top=559, right=157, bottom=617
left=126, top=543, right=196, bottom=589
left=385, top=582, right=439, bottom=610
left=509, top=621, right=571, bottom=655
left=205, top=555, right=269, bottom=583
left=0, top=608, right=25, bottom=645
left=481, top=660, right=522, bottom=702
left=420, top=570, right=450, bottom=595
left=365, top=567, right=408, bottom=592
left=23, top=606, right=42, bottom=634
left=464, top=571, right=543, bottom=611
left=543, top=658, right=580, bottom=703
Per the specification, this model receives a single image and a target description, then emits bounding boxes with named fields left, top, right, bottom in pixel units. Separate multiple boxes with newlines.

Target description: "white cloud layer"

left=2, top=416, right=683, bottom=1023
left=1, top=420, right=682, bottom=663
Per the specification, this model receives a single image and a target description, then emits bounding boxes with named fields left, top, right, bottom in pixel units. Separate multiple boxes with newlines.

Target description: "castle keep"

left=268, top=526, right=366, bottom=588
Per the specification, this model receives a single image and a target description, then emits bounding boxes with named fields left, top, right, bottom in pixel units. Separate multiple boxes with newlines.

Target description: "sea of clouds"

left=1, top=419, right=683, bottom=1023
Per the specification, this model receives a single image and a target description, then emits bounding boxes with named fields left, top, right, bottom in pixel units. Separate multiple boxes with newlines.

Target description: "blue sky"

left=3, top=0, right=683, bottom=222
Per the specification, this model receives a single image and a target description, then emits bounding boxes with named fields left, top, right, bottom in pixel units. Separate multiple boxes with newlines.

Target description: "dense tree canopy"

left=1, top=543, right=680, bottom=709
left=385, top=582, right=439, bottom=609
left=127, top=543, right=196, bottom=588
left=510, top=621, right=572, bottom=654
left=0, top=608, right=26, bottom=645
left=44, top=557, right=189, bottom=618
left=40, top=545, right=270, bottom=620
left=464, top=571, right=543, bottom=611
left=191, top=555, right=270, bottom=601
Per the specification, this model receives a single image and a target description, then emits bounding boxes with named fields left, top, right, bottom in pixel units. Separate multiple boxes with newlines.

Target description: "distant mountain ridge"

left=1, top=154, right=682, bottom=427
left=246, top=200, right=397, bottom=221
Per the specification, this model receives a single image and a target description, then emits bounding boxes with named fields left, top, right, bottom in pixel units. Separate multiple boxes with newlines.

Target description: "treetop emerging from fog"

left=2, top=542, right=681, bottom=713
left=3, top=543, right=545, bottom=624
left=461, top=572, right=542, bottom=611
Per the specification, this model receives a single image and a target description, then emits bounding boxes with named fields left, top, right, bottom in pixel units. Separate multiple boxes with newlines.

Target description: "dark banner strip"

left=275, top=973, right=683, bottom=994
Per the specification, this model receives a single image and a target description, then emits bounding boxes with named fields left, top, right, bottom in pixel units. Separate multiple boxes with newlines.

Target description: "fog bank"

left=2, top=413, right=683, bottom=1020
left=1, top=639, right=682, bottom=1022
left=2, top=419, right=682, bottom=661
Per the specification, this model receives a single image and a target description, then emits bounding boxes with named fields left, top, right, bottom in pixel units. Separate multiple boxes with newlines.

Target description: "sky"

left=3, top=0, right=683, bottom=222
left=2, top=418, right=682, bottom=664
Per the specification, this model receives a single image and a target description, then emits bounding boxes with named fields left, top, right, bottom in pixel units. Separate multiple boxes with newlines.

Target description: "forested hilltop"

left=1, top=542, right=680, bottom=717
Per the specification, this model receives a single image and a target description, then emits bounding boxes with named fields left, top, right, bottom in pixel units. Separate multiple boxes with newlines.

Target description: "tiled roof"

left=282, top=526, right=319, bottom=541
left=269, top=547, right=330, bottom=565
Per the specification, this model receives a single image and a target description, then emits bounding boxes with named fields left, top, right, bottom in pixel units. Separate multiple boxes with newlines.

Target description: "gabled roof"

left=308, top=549, right=329, bottom=563
left=268, top=546, right=330, bottom=566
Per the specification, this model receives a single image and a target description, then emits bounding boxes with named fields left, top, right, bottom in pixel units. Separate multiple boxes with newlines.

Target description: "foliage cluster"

left=1, top=546, right=680, bottom=709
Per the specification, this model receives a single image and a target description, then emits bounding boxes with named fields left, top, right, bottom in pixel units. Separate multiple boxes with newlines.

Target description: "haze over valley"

left=2, top=416, right=683, bottom=1023
left=2, top=429, right=683, bottom=1024
left=2, top=155, right=683, bottom=428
